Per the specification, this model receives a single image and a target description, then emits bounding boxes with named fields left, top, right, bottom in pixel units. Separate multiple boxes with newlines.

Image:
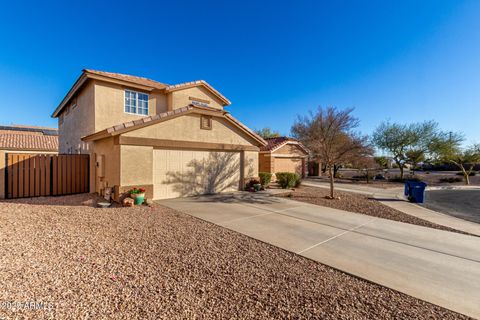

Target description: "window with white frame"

left=125, top=90, right=149, bottom=115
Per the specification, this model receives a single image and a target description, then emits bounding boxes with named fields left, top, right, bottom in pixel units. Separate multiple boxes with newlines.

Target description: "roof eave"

left=82, top=106, right=266, bottom=148
left=52, top=70, right=162, bottom=118
left=51, top=72, right=88, bottom=118
left=166, top=81, right=231, bottom=106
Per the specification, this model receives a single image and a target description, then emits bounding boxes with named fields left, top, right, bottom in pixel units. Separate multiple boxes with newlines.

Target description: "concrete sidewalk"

left=302, top=179, right=480, bottom=236
left=160, top=193, right=480, bottom=318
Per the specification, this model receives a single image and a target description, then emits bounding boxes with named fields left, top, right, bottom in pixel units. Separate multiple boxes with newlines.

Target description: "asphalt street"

left=424, top=190, right=480, bottom=224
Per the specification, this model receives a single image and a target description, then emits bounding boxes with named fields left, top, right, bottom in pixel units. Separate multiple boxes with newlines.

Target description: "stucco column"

left=0, top=150, right=5, bottom=199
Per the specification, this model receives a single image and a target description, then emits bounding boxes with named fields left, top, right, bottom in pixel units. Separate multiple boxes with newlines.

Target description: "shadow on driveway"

left=180, top=192, right=284, bottom=205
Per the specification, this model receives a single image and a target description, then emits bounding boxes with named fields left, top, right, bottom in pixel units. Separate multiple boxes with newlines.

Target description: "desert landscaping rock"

left=277, top=186, right=470, bottom=235
left=0, top=194, right=471, bottom=319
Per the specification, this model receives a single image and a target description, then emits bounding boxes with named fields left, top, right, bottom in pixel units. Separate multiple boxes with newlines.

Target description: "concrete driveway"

left=160, top=192, right=480, bottom=318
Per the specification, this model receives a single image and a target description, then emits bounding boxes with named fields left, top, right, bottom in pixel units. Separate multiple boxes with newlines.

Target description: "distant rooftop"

left=0, top=125, right=58, bottom=151
left=0, top=125, right=58, bottom=136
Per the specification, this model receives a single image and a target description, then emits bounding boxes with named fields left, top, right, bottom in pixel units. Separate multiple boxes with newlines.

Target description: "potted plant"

left=130, top=187, right=146, bottom=205
left=245, top=178, right=262, bottom=192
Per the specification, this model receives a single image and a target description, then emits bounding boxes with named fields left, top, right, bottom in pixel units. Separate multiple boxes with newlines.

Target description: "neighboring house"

left=51, top=69, right=266, bottom=200
left=259, top=137, right=309, bottom=179
left=0, top=125, right=59, bottom=198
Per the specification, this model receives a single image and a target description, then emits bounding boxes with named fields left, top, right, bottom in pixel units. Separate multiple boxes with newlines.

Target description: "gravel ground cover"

left=275, top=186, right=469, bottom=235
left=0, top=194, right=470, bottom=319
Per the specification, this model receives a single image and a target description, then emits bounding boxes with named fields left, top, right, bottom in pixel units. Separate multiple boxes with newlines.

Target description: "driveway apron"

left=160, top=192, right=480, bottom=318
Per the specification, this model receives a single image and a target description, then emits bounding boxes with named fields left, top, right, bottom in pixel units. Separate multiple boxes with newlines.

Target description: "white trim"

left=124, top=89, right=149, bottom=116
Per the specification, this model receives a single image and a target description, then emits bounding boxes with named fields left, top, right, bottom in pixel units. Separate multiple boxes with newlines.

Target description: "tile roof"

left=105, top=105, right=197, bottom=134
left=84, top=69, right=168, bottom=90
left=53, top=70, right=232, bottom=118
left=82, top=104, right=266, bottom=147
left=0, top=126, right=58, bottom=151
left=165, top=80, right=231, bottom=105
left=260, top=136, right=309, bottom=153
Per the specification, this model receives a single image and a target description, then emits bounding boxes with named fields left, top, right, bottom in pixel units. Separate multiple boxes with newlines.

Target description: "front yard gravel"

left=276, top=186, right=469, bottom=235
left=0, top=194, right=470, bottom=319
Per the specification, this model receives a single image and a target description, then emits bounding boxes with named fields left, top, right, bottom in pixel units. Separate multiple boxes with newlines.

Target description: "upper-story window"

left=125, top=90, right=149, bottom=115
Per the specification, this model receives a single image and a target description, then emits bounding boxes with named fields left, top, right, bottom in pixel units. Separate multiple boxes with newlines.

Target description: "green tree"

left=255, top=127, right=280, bottom=139
left=372, top=120, right=439, bottom=180
left=405, top=149, right=425, bottom=175
left=292, top=106, right=369, bottom=199
left=430, top=133, right=480, bottom=185
left=374, top=156, right=389, bottom=169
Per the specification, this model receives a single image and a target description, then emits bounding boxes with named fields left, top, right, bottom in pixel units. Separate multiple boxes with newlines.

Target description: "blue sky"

left=0, top=0, right=479, bottom=144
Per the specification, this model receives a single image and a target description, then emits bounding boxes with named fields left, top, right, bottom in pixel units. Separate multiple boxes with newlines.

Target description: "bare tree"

left=292, top=106, right=368, bottom=199
left=351, top=155, right=378, bottom=184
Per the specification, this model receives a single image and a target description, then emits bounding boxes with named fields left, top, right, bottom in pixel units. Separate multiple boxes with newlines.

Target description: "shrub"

left=295, top=177, right=302, bottom=188
left=258, top=172, right=273, bottom=186
left=276, top=172, right=301, bottom=189
left=439, top=177, right=462, bottom=183
left=456, top=171, right=476, bottom=176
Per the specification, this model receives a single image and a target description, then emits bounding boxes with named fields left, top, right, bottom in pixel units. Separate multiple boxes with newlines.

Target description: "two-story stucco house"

left=52, top=69, right=266, bottom=200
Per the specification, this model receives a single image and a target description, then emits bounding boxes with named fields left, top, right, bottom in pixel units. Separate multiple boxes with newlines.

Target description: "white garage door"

left=153, top=149, right=241, bottom=199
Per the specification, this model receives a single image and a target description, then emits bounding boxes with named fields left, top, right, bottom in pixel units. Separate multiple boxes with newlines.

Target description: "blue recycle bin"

left=404, top=181, right=427, bottom=203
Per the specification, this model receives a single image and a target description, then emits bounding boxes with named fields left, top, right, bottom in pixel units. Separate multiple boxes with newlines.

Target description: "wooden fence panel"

left=5, top=154, right=89, bottom=199
left=45, top=156, right=51, bottom=196
left=62, top=155, right=67, bottom=195
left=7, top=154, right=13, bottom=199
left=11, top=154, right=18, bottom=198
left=52, top=156, right=58, bottom=196
left=29, top=156, right=35, bottom=197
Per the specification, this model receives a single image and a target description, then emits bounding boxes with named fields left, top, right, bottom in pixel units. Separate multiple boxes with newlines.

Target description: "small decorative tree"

left=292, top=106, right=368, bottom=199
left=437, top=144, right=479, bottom=185
left=428, top=131, right=479, bottom=185
left=351, top=155, right=378, bottom=184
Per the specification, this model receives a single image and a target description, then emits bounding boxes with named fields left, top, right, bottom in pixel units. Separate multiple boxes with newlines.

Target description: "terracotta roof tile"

left=103, top=105, right=196, bottom=134
left=260, top=137, right=308, bottom=153
left=0, top=132, right=58, bottom=151
left=84, top=69, right=168, bottom=90
left=165, top=80, right=231, bottom=105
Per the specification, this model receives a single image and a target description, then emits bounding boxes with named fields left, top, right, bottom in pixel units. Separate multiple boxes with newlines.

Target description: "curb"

left=426, top=186, right=480, bottom=191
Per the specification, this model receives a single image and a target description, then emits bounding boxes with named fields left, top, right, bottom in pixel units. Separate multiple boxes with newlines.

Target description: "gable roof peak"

left=261, top=136, right=309, bottom=154
left=83, top=69, right=168, bottom=90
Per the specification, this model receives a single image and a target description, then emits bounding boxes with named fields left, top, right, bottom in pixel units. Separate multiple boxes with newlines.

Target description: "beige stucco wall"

left=258, top=153, right=273, bottom=174
left=59, top=81, right=95, bottom=154
left=244, top=151, right=259, bottom=178
left=123, top=114, right=256, bottom=146
left=92, top=137, right=120, bottom=194
left=120, top=145, right=153, bottom=187
left=94, top=81, right=167, bottom=132
left=169, top=86, right=225, bottom=110
left=274, top=143, right=308, bottom=156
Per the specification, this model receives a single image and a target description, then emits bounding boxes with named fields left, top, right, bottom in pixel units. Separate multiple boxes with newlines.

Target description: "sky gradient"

left=0, top=0, right=479, bottom=145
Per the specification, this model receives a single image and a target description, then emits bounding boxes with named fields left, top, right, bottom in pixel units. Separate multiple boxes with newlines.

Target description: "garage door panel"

left=153, top=150, right=241, bottom=199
